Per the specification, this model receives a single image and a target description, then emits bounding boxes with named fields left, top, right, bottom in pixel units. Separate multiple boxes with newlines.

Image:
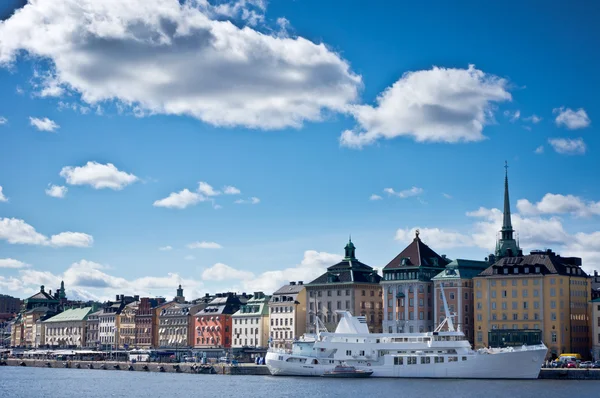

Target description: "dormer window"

left=535, top=267, right=540, bottom=273
left=566, top=268, right=570, bottom=274
left=503, top=268, right=508, bottom=274
left=513, top=268, right=519, bottom=274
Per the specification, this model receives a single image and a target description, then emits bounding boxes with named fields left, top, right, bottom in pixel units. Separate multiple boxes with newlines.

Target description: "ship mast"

left=434, top=283, right=455, bottom=332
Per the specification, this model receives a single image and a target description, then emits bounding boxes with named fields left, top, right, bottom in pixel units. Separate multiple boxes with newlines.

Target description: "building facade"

left=592, top=298, right=600, bottom=361
left=432, top=259, right=490, bottom=345
left=44, top=307, right=93, bottom=348
left=118, top=301, right=138, bottom=349
left=269, top=282, right=307, bottom=349
left=473, top=166, right=591, bottom=358
left=232, top=292, right=270, bottom=348
left=381, top=231, right=450, bottom=333
left=135, top=297, right=165, bottom=348
left=158, top=303, right=202, bottom=348
left=0, top=294, right=21, bottom=315
left=86, top=309, right=102, bottom=349
left=306, top=239, right=382, bottom=333
left=194, top=293, right=245, bottom=349
left=99, top=295, right=136, bottom=350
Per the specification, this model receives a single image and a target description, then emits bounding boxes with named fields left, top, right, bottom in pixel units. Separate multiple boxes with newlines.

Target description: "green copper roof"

left=44, top=307, right=93, bottom=323
left=432, top=259, right=490, bottom=281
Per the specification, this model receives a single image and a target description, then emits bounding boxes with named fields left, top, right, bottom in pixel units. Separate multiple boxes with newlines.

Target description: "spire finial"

left=349, top=234, right=352, bottom=243
left=504, top=160, right=508, bottom=175
left=415, top=229, right=420, bottom=239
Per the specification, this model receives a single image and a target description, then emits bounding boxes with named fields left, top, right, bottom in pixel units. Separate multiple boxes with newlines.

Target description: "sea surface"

left=1, top=367, right=599, bottom=398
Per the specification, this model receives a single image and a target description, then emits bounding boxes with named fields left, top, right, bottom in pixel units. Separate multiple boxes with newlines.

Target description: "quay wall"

left=538, top=369, right=600, bottom=380
left=0, top=359, right=271, bottom=376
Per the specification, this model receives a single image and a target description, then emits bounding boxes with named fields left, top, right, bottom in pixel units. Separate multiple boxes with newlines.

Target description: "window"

left=477, top=332, right=483, bottom=342
left=523, top=302, right=528, bottom=310
left=409, top=298, right=414, bottom=307
left=551, top=332, right=557, bottom=343
left=346, top=350, right=352, bottom=356
left=362, top=290, right=366, bottom=296
left=419, top=299, right=424, bottom=307
left=513, top=313, right=518, bottom=320
left=502, top=290, right=507, bottom=298
left=512, top=302, right=517, bottom=310
left=551, top=312, right=556, bottom=321
left=502, top=302, right=507, bottom=310
left=491, top=302, right=496, bottom=310
left=522, top=290, right=528, bottom=298
left=476, top=291, right=482, bottom=299
left=327, top=290, right=332, bottom=297
left=477, top=314, right=482, bottom=321
left=491, top=290, right=496, bottom=298
left=450, top=293, right=455, bottom=300
left=394, top=357, right=403, bottom=365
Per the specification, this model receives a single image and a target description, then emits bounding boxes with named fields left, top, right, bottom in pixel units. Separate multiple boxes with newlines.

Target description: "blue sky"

left=0, top=0, right=599, bottom=301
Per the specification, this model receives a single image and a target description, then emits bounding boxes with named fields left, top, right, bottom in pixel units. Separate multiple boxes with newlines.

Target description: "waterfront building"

left=118, top=300, right=139, bottom=349
left=158, top=302, right=203, bottom=349
left=306, top=239, right=382, bottom=334
left=44, top=307, right=93, bottom=348
left=135, top=297, right=165, bottom=348
left=269, top=282, right=307, bottom=349
left=473, top=166, right=591, bottom=358
left=232, top=292, right=271, bottom=348
left=99, top=295, right=136, bottom=351
left=592, top=297, right=600, bottom=360
left=432, top=259, right=489, bottom=345
left=0, top=294, right=21, bottom=315
left=194, top=293, right=246, bottom=349
left=86, top=309, right=102, bottom=349
left=591, top=271, right=600, bottom=300
left=381, top=232, right=450, bottom=334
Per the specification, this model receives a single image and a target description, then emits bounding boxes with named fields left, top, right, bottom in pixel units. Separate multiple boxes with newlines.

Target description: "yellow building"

left=473, top=165, right=591, bottom=359
left=118, top=301, right=138, bottom=349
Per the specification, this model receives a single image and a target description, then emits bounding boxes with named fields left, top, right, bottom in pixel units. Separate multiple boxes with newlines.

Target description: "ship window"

left=346, top=350, right=352, bottom=356
left=462, top=357, right=467, bottom=361
left=421, top=357, right=430, bottom=364
left=394, top=357, right=403, bottom=365
left=408, top=357, right=417, bottom=365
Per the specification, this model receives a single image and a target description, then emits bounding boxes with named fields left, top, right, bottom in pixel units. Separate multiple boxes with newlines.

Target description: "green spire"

left=344, top=236, right=356, bottom=260
left=59, top=280, right=66, bottom=299
left=496, top=162, right=520, bottom=258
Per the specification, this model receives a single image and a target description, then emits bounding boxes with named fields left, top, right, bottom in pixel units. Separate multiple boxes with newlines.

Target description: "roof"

left=308, top=258, right=381, bottom=286
left=272, top=283, right=306, bottom=295
left=44, top=307, right=93, bottom=323
left=383, top=233, right=451, bottom=270
left=477, top=250, right=587, bottom=277
left=26, top=290, right=57, bottom=302
left=232, top=294, right=271, bottom=317
left=432, top=259, right=490, bottom=281
left=195, top=294, right=243, bottom=316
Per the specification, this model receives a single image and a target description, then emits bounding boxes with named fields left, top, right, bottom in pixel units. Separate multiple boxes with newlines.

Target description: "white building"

left=269, top=282, right=307, bottom=350
left=232, top=292, right=270, bottom=348
left=44, top=307, right=93, bottom=348
left=99, top=304, right=120, bottom=350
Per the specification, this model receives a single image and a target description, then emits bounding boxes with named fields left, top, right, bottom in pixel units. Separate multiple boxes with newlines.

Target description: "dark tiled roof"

left=308, top=259, right=381, bottom=286
left=27, top=291, right=56, bottom=301
left=195, top=294, right=243, bottom=316
left=478, top=251, right=586, bottom=277
left=272, top=283, right=306, bottom=295
left=384, top=235, right=451, bottom=270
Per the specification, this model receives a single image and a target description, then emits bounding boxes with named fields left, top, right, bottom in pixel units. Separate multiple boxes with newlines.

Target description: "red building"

left=135, top=297, right=165, bottom=348
left=194, top=293, right=246, bottom=349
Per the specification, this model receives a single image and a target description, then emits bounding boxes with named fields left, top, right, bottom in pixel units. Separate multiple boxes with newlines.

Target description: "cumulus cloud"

left=504, top=109, right=520, bottom=122
left=442, top=193, right=452, bottom=199
left=187, top=241, right=223, bottom=249
left=159, top=245, right=173, bottom=251
left=340, top=65, right=511, bottom=148
left=553, top=107, right=591, bottom=130
left=153, top=188, right=204, bottom=209
left=45, top=184, right=67, bottom=198
left=517, top=193, right=600, bottom=217
left=197, top=181, right=220, bottom=196
left=60, top=161, right=138, bottom=190
left=369, top=194, right=382, bottom=201
left=0, top=217, right=93, bottom=247
left=234, top=196, right=260, bottom=204
left=395, top=227, right=472, bottom=249
left=0, top=0, right=361, bottom=130
left=524, top=115, right=542, bottom=124
left=202, top=262, right=254, bottom=281
left=29, top=116, right=59, bottom=132
left=223, top=185, right=241, bottom=195
left=548, top=138, right=586, bottom=155
left=241, top=250, right=342, bottom=293
left=0, top=258, right=30, bottom=269
left=0, top=186, right=7, bottom=202
left=0, top=116, right=7, bottom=124
left=534, top=145, right=544, bottom=154
left=384, top=186, right=423, bottom=198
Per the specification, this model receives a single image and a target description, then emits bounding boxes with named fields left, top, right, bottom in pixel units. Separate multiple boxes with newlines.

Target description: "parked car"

left=591, top=361, right=600, bottom=369
left=565, top=361, right=578, bottom=368
left=218, top=356, right=230, bottom=364
left=579, top=361, right=593, bottom=368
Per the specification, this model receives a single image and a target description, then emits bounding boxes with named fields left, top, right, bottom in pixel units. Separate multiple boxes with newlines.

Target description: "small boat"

left=322, top=364, right=373, bottom=378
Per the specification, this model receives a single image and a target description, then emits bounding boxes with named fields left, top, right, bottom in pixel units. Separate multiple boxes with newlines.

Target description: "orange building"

left=194, top=293, right=245, bottom=349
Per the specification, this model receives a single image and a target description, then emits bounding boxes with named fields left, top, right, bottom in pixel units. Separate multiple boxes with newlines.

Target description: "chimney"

left=134, top=295, right=139, bottom=301
left=120, top=294, right=125, bottom=301
left=441, top=255, right=447, bottom=259
left=298, top=281, right=303, bottom=285
left=116, top=295, right=120, bottom=301
left=205, top=293, right=210, bottom=298
left=290, top=281, right=296, bottom=285
left=49, top=290, right=52, bottom=296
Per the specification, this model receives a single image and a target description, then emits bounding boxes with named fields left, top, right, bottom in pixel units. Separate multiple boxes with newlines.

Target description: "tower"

left=344, top=236, right=356, bottom=261
left=495, top=162, right=520, bottom=258
left=174, top=284, right=185, bottom=303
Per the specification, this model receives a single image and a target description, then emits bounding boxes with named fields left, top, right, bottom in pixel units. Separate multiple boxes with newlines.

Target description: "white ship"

left=266, top=287, right=547, bottom=379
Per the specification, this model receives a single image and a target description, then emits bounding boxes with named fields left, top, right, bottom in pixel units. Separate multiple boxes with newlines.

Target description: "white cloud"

left=504, top=109, right=520, bottom=122
left=0, top=217, right=93, bottom=247
left=395, top=227, right=472, bottom=249
left=0, top=186, right=7, bottom=202
left=29, top=116, right=59, bottom=132
left=187, top=241, right=222, bottom=249
left=442, top=193, right=452, bottom=199
left=548, top=138, right=586, bottom=155
left=554, top=107, right=590, bottom=130
left=184, top=255, right=196, bottom=261
left=369, top=194, right=382, bottom=201
left=197, top=181, right=220, bottom=196
left=384, top=186, right=423, bottom=198
left=534, top=145, right=544, bottom=154
left=223, top=185, right=241, bottom=195
left=159, top=245, right=173, bottom=251
left=0, top=258, right=30, bottom=269
left=234, top=196, right=260, bottom=204
left=0, top=116, right=7, bottom=124
left=60, top=161, right=138, bottom=190
left=517, top=193, right=600, bottom=217
left=50, top=232, right=94, bottom=248
left=45, top=184, right=67, bottom=198
left=241, top=250, right=342, bottom=293
left=524, top=115, right=542, bottom=124
left=0, top=0, right=361, bottom=130
left=153, top=188, right=204, bottom=209
left=202, top=262, right=254, bottom=281
left=340, top=65, right=511, bottom=148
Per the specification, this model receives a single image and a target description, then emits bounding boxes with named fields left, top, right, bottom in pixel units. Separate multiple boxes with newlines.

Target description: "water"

left=1, top=367, right=599, bottom=398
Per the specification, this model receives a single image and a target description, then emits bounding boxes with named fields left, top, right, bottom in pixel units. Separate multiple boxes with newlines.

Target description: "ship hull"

left=266, top=346, right=547, bottom=379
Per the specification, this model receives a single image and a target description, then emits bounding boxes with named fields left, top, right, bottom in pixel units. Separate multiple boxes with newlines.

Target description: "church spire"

left=495, top=161, right=520, bottom=258
left=502, top=161, right=513, bottom=235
